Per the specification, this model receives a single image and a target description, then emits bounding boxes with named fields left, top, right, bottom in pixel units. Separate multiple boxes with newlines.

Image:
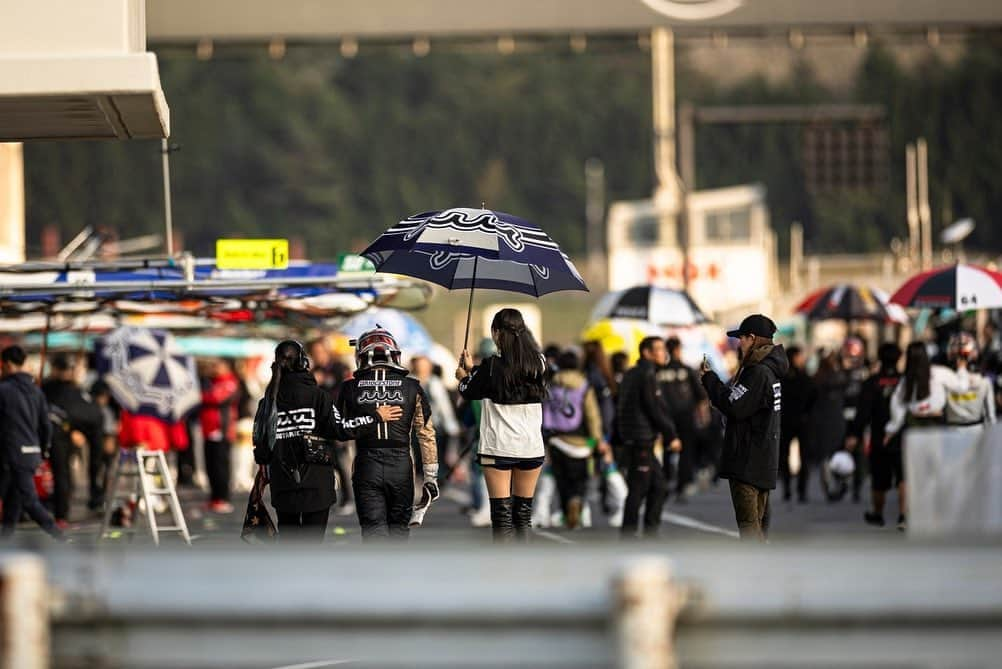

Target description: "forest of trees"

left=22, top=35, right=1002, bottom=261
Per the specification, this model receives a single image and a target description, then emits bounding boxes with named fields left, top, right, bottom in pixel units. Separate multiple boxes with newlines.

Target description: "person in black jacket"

left=657, top=336, right=706, bottom=502
left=338, top=327, right=438, bottom=541
left=779, top=346, right=816, bottom=502
left=700, top=315, right=788, bottom=542
left=0, top=346, right=63, bottom=540
left=43, top=354, right=106, bottom=520
left=253, top=340, right=401, bottom=541
left=848, top=342, right=903, bottom=527
left=840, top=337, right=871, bottom=502
left=616, top=337, right=681, bottom=538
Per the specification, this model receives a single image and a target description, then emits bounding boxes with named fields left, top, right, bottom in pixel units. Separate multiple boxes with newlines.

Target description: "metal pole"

left=613, top=557, right=683, bottom=669
left=585, top=157, right=605, bottom=286
left=161, top=138, right=174, bottom=257
left=917, top=138, right=932, bottom=270
left=37, top=310, right=51, bottom=384
left=679, top=103, right=696, bottom=190
left=906, top=143, right=919, bottom=268
left=790, top=222, right=803, bottom=294
left=0, top=555, right=48, bottom=669
left=651, top=28, right=683, bottom=288
left=651, top=28, right=677, bottom=198
left=463, top=255, right=478, bottom=352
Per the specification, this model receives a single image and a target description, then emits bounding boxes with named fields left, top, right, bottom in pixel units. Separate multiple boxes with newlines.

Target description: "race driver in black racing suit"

left=337, top=327, right=438, bottom=540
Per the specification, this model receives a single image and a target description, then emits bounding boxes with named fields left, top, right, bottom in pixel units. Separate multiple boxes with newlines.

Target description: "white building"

left=606, top=184, right=776, bottom=321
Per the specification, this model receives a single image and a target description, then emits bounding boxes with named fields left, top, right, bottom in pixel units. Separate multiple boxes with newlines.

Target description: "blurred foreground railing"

left=2, top=539, right=1000, bottom=668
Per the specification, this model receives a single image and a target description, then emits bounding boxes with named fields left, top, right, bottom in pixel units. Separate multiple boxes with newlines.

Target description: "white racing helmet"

left=351, top=325, right=405, bottom=371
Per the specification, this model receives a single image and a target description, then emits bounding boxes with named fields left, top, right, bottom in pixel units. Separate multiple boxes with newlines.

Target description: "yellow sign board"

left=216, top=239, right=289, bottom=270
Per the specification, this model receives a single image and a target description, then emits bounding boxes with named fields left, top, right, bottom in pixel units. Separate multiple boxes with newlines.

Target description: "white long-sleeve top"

left=885, top=365, right=965, bottom=436
left=945, top=367, right=997, bottom=426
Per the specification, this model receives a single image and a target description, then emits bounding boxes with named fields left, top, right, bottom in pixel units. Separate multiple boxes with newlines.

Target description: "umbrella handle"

left=463, top=255, right=478, bottom=352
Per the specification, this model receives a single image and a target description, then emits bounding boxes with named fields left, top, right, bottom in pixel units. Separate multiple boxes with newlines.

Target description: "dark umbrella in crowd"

left=890, top=263, right=1002, bottom=311
left=94, top=326, right=200, bottom=422
left=794, top=283, right=908, bottom=324
left=589, top=284, right=709, bottom=326
left=362, top=207, right=588, bottom=348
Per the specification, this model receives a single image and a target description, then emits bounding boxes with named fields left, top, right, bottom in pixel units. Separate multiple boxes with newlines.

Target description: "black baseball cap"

left=726, top=314, right=777, bottom=339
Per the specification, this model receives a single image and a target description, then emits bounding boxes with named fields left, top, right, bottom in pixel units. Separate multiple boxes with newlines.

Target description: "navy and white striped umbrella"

left=362, top=208, right=587, bottom=297
left=362, top=208, right=587, bottom=348
left=95, top=326, right=200, bottom=422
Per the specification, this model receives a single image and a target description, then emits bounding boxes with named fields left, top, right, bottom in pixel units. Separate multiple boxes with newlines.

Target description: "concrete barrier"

left=907, top=424, right=1002, bottom=536
left=29, top=540, right=1002, bottom=668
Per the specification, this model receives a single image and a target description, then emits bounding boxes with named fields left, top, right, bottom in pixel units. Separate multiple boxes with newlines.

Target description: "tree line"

left=23, top=36, right=1002, bottom=260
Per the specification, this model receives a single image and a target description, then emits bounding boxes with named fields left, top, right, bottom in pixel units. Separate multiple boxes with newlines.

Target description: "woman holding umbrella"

left=456, top=308, right=547, bottom=543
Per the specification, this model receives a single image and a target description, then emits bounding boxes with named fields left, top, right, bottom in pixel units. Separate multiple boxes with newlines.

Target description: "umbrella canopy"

left=590, top=285, right=709, bottom=327
left=95, top=326, right=200, bottom=422
left=362, top=208, right=588, bottom=297
left=890, top=264, right=1002, bottom=310
left=794, top=284, right=909, bottom=324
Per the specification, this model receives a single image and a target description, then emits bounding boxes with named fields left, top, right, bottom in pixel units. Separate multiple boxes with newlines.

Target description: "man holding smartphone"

left=699, top=315, right=788, bottom=542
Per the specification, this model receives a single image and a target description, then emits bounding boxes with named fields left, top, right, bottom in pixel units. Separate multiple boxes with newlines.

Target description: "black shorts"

left=870, top=446, right=904, bottom=491
left=477, top=454, right=545, bottom=471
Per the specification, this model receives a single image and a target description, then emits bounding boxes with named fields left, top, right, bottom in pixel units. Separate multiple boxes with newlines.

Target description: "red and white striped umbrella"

left=889, top=263, right=1002, bottom=310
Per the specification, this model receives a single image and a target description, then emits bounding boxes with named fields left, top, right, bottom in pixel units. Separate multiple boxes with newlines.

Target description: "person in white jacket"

left=885, top=343, right=963, bottom=438
left=944, top=332, right=996, bottom=427
left=884, top=341, right=966, bottom=531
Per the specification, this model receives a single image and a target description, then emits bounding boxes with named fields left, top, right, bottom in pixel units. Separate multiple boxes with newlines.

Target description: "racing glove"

left=422, top=463, right=440, bottom=502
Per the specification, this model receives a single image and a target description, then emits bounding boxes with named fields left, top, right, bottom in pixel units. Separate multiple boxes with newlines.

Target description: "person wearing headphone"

left=337, top=327, right=439, bottom=541
left=253, top=340, right=401, bottom=541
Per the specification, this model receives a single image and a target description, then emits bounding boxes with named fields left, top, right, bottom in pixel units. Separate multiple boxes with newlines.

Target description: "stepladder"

left=100, top=448, right=192, bottom=546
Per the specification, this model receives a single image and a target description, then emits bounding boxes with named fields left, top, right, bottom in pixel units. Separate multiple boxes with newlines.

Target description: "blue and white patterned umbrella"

left=362, top=208, right=588, bottom=347
left=362, top=208, right=587, bottom=296
left=95, top=326, right=200, bottom=422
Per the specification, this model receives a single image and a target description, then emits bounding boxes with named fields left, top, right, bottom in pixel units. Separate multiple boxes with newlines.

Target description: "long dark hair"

left=491, top=308, right=542, bottom=393
left=264, top=340, right=309, bottom=405
left=903, top=341, right=931, bottom=402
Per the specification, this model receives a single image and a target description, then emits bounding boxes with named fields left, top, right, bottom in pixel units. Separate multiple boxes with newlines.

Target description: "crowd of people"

left=0, top=308, right=997, bottom=544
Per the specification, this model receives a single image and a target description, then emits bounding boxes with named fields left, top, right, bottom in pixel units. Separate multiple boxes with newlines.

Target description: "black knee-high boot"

left=513, top=496, right=533, bottom=542
left=489, top=497, right=514, bottom=543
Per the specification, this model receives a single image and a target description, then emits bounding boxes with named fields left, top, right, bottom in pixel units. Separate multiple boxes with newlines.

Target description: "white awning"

left=0, top=54, right=168, bottom=140
left=0, top=0, right=168, bottom=141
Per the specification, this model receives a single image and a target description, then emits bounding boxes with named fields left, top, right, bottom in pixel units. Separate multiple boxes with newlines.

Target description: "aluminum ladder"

left=100, top=448, right=192, bottom=546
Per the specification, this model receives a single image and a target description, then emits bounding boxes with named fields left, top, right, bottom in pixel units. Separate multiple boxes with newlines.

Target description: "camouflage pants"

left=729, top=479, right=770, bottom=542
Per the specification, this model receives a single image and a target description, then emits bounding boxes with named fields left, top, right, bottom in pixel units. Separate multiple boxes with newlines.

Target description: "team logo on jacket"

left=276, top=408, right=316, bottom=437
left=359, top=389, right=404, bottom=404
left=728, top=383, right=748, bottom=402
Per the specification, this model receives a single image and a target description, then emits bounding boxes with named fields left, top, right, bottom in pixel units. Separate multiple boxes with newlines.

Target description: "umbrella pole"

left=463, top=256, right=478, bottom=352
left=38, top=310, right=52, bottom=384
